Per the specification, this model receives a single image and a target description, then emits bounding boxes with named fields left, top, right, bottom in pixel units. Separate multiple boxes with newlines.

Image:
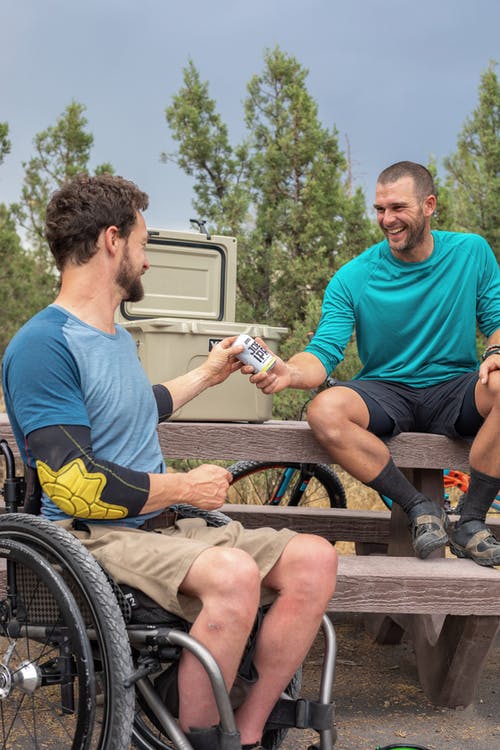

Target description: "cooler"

left=117, top=228, right=287, bottom=421
left=122, top=318, right=287, bottom=422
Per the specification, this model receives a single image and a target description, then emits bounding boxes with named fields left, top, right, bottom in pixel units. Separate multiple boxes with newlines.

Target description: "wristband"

left=481, top=345, right=500, bottom=361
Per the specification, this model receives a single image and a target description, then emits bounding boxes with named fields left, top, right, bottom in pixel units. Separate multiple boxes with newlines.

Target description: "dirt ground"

left=280, top=612, right=500, bottom=750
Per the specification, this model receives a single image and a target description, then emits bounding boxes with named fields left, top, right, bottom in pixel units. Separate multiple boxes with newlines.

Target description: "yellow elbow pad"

left=36, top=458, right=128, bottom=519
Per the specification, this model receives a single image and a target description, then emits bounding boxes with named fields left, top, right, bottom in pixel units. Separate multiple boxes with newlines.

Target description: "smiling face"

left=373, top=176, right=436, bottom=261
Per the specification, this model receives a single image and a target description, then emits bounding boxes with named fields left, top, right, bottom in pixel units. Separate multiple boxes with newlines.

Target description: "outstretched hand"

left=201, top=336, right=244, bottom=386
left=240, top=337, right=292, bottom=394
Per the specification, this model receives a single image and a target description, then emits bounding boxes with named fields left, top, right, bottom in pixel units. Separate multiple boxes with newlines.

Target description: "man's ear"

left=423, top=194, right=437, bottom=217
left=103, top=225, right=121, bottom=256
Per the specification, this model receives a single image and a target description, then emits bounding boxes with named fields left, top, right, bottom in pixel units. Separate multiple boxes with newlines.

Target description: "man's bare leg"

left=177, top=547, right=261, bottom=731
left=234, top=535, right=337, bottom=745
left=307, top=386, right=448, bottom=557
left=306, top=386, right=389, bottom=481
left=451, top=374, right=500, bottom=565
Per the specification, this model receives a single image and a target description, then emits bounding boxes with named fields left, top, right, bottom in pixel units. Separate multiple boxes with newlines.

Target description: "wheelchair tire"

left=0, top=536, right=95, bottom=749
left=0, top=514, right=135, bottom=750
left=228, top=461, right=346, bottom=508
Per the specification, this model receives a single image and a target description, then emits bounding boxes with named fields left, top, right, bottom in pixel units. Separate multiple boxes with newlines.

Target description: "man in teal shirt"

left=250, top=161, right=500, bottom=567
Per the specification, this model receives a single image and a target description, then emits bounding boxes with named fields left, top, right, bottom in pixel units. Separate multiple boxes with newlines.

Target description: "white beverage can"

left=234, top=334, right=277, bottom=374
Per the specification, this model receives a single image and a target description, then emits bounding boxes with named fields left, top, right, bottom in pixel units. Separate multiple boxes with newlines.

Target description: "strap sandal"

left=409, top=506, right=448, bottom=559
left=449, top=520, right=500, bottom=567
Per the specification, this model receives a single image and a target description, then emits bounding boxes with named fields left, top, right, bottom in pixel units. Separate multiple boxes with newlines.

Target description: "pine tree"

left=443, top=62, right=499, bottom=259
left=165, top=48, right=375, bottom=417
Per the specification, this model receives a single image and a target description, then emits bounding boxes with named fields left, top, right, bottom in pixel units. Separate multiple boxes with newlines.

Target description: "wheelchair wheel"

left=228, top=461, right=346, bottom=508
left=0, top=514, right=135, bottom=750
left=0, top=537, right=95, bottom=749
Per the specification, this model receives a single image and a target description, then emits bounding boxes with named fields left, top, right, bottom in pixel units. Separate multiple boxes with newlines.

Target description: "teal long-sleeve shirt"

left=305, top=231, right=500, bottom=388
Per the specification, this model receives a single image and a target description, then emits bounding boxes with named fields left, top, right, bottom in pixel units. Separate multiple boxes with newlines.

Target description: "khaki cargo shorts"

left=58, top=517, right=296, bottom=622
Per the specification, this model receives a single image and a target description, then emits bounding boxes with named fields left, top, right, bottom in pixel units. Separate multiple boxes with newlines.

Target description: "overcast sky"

left=1, top=0, right=499, bottom=231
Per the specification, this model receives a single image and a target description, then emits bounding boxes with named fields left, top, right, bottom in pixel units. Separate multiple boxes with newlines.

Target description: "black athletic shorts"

left=334, top=371, right=482, bottom=439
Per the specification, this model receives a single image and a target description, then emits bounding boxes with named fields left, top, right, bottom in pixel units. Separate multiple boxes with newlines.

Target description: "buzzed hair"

left=377, top=161, right=436, bottom=201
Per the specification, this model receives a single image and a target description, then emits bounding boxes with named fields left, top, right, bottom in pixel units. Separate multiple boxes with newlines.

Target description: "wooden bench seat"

left=222, top=504, right=500, bottom=543
left=334, top=553, right=500, bottom=615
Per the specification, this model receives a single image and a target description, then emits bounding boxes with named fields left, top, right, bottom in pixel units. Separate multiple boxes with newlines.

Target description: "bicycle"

left=228, top=461, right=346, bottom=509
left=226, top=369, right=347, bottom=510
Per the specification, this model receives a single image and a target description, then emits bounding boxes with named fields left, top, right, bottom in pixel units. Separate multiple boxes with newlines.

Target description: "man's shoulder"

left=9, top=305, right=67, bottom=345
left=335, top=240, right=387, bottom=278
left=433, top=229, right=489, bottom=248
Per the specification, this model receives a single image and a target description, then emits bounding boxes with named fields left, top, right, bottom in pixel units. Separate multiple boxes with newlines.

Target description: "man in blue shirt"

left=2, top=173, right=337, bottom=750
left=250, top=161, right=500, bottom=567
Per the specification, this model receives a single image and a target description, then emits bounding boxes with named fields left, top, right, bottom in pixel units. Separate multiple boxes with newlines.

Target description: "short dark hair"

left=45, top=173, right=149, bottom=271
left=377, top=161, right=436, bottom=201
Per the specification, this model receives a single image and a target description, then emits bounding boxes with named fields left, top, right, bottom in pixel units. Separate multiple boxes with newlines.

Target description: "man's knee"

left=477, top=370, right=500, bottom=416
left=307, top=390, right=340, bottom=437
left=188, top=547, right=261, bottom=611
left=275, top=535, right=338, bottom=603
left=487, top=370, right=500, bottom=399
left=307, top=387, right=368, bottom=438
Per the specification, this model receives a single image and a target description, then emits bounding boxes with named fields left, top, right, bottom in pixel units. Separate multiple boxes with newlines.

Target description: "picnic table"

left=2, top=414, right=500, bottom=708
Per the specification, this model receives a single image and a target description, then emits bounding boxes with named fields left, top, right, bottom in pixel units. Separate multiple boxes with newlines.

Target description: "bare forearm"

left=479, top=328, right=500, bottom=384
left=162, top=367, right=214, bottom=412
left=249, top=351, right=327, bottom=395
left=144, top=464, right=232, bottom=514
left=162, top=336, right=242, bottom=412
left=285, top=352, right=328, bottom=389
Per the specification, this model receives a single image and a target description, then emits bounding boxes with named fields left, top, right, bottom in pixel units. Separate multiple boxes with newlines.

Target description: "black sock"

left=457, top=467, right=500, bottom=525
left=367, top=458, right=433, bottom=519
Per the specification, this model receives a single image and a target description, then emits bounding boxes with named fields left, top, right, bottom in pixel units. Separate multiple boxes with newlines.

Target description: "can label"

left=234, top=334, right=276, bottom=374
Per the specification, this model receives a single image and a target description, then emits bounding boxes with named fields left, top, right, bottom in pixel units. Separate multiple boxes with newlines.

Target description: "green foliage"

left=164, top=61, right=250, bottom=235
left=442, top=62, right=499, bottom=259
left=12, top=101, right=114, bottom=263
left=0, top=205, right=55, bottom=358
left=0, top=122, right=11, bottom=166
left=427, top=155, right=456, bottom=231
left=165, top=48, right=376, bottom=419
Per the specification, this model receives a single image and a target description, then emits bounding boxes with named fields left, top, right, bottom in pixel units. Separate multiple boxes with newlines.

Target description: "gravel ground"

left=280, top=613, right=500, bottom=750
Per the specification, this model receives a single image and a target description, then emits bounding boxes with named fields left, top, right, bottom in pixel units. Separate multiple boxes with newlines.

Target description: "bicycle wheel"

left=0, top=537, right=95, bottom=750
left=0, top=514, right=135, bottom=750
left=227, top=462, right=346, bottom=508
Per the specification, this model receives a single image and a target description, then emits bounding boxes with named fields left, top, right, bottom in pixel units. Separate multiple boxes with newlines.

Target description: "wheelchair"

left=0, top=438, right=337, bottom=750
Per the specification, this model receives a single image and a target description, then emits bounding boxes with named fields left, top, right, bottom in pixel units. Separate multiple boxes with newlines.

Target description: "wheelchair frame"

left=0, top=438, right=337, bottom=750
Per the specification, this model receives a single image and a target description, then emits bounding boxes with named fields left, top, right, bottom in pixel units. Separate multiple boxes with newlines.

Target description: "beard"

left=385, top=211, right=427, bottom=255
left=116, top=246, right=145, bottom=303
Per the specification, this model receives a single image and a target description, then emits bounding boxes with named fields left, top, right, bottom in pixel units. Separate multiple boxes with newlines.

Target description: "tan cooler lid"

left=118, top=229, right=237, bottom=322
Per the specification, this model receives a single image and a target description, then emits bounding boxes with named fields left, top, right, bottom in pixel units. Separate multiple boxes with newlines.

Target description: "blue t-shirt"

left=2, top=305, right=165, bottom=525
left=306, top=231, right=500, bottom=387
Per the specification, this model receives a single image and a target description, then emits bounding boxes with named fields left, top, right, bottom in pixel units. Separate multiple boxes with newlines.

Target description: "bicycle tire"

left=0, top=514, right=135, bottom=750
left=0, top=536, right=95, bottom=750
left=228, top=461, right=346, bottom=508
